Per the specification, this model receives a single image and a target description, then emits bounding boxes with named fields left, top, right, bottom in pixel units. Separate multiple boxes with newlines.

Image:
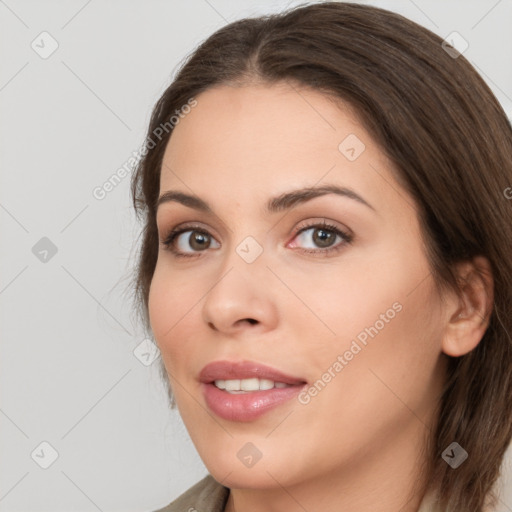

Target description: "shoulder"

left=152, top=474, right=230, bottom=512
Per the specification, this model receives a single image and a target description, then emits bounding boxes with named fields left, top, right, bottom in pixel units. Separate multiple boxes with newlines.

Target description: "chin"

left=199, top=446, right=308, bottom=490
left=208, top=463, right=285, bottom=489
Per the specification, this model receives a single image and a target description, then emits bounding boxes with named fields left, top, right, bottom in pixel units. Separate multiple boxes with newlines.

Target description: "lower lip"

left=202, top=382, right=305, bottom=422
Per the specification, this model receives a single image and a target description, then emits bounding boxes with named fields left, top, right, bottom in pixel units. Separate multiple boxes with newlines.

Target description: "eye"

left=160, top=224, right=220, bottom=258
left=288, top=220, right=353, bottom=255
left=160, top=219, right=353, bottom=258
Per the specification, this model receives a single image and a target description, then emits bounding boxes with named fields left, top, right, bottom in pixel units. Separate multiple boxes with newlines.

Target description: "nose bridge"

left=211, top=230, right=268, bottom=300
left=200, top=229, right=276, bottom=332
left=217, top=208, right=268, bottom=272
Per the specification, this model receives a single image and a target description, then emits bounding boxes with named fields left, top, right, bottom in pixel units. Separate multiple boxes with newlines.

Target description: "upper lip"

left=199, top=360, right=307, bottom=385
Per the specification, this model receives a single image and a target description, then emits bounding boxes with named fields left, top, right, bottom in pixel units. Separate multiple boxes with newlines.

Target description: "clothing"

left=153, top=475, right=229, bottom=512
left=152, top=474, right=443, bottom=512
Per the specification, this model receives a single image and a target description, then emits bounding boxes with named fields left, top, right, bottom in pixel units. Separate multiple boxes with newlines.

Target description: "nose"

left=201, top=244, right=279, bottom=335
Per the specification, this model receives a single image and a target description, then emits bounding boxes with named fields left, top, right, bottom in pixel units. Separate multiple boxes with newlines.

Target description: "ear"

left=441, top=256, right=494, bottom=357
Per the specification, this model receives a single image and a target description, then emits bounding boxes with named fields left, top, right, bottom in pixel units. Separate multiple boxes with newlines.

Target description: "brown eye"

left=311, top=228, right=337, bottom=248
left=187, top=231, right=212, bottom=251
left=161, top=226, right=220, bottom=257
left=290, top=221, right=353, bottom=255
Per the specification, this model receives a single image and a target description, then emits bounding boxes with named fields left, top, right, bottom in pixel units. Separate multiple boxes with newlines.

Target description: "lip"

left=200, top=360, right=307, bottom=422
left=200, top=360, right=306, bottom=385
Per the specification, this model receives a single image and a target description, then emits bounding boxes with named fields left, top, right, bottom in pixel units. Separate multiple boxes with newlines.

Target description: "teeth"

left=259, top=379, right=274, bottom=390
left=241, top=378, right=260, bottom=391
left=214, top=378, right=291, bottom=392
left=215, top=379, right=226, bottom=390
left=225, top=379, right=240, bottom=391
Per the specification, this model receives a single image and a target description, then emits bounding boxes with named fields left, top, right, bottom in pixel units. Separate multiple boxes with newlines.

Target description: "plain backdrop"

left=1, top=1, right=512, bottom=511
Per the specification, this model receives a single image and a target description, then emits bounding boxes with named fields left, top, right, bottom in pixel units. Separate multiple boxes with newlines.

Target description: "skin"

left=148, top=82, right=493, bottom=512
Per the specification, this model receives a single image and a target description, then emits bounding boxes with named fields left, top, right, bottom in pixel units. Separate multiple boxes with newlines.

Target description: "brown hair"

left=129, top=2, right=512, bottom=510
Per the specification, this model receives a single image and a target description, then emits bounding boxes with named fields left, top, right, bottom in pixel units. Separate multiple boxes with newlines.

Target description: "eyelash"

left=160, top=220, right=353, bottom=259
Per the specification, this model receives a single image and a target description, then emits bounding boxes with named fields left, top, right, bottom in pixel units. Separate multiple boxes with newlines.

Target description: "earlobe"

left=441, top=256, right=494, bottom=358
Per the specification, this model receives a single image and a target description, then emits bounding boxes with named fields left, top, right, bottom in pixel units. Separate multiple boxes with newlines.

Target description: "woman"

left=129, top=2, right=512, bottom=511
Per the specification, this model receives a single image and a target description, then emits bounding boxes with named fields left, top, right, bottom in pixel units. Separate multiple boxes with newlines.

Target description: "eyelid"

left=292, top=217, right=353, bottom=238
left=158, top=220, right=221, bottom=243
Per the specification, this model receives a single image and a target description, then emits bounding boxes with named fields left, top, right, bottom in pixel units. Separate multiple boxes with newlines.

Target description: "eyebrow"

left=156, top=184, right=376, bottom=214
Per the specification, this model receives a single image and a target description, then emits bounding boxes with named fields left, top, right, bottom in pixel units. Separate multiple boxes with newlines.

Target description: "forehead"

left=163, top=82, right=362, bottom=166
left=159, top=83, right=407, bottom=218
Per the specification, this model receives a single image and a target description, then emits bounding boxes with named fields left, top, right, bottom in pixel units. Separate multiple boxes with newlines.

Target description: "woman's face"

left=149, top=82, right=448, bottom=491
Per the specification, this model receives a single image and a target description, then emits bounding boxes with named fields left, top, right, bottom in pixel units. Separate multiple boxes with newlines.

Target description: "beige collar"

left=417, top=490, right=442, bottom=512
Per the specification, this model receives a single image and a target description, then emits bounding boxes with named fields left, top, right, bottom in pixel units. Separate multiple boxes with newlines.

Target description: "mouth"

left=214, top=378, right=295, bottom=393
left=199, top=360, right=307, bottom=422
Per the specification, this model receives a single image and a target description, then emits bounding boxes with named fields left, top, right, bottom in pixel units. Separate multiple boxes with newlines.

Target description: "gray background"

left=1, top=0, right=511, bottom=511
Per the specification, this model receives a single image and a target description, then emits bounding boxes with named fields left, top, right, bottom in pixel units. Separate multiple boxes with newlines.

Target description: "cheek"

left=293, top=286, right=443, bottom=456
left=291, top=242, right=441, bottom=382
left=147, top=266, right=171, bottom=341
left=313, top=273, right=442, bottom=425
left=147, top=265, right=198, bottom=358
